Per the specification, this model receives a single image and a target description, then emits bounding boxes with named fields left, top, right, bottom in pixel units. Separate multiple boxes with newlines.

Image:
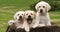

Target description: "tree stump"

left=30, top=26, right=60, bottom=32
left=6, top=22, right=60, bottom=32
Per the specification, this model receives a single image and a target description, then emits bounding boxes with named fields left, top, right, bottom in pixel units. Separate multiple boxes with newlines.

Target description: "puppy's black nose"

left=28, top=15, right=31, bottom=18
left=19, top=16, right=22, bottom=18
left=40, top=9, right=43, bottom=13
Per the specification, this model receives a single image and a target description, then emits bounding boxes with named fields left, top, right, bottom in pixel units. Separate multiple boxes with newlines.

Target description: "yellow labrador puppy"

left=34, top=1, right=51, bottom=28
left=8, top=11, right=25, bottom=29
left=23, top=10, right=36, bottom=32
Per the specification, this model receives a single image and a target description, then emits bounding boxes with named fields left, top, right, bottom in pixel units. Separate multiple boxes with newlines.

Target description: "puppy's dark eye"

left=31, top=13, right=33, bottom=15
left=39, top=6, right=41, bottom=8
left=26, top=14, right=28, bottom=15
left=43, top=6, right=45, bottom=8
left=22, top=14, right=23, bottom=15
left=18, top=14, right=19, bottom=16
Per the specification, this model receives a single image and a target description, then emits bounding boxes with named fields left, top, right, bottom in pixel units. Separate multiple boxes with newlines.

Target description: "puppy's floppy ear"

left=14, top=14, right=17, bottom=20
left=35, top=4, right=39, bottom=11
left=46, top=3, right=51, bottom=11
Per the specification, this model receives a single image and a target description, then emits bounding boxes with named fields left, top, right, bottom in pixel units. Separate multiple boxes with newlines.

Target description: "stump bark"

left=6, top=22, right=60, bottom=32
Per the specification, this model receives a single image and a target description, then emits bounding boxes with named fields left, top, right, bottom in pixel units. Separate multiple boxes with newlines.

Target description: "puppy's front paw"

left=25, top=27, right=29, bottom=32
left=8, top=20, right=15, bottom=26
left=17, top=26, right=24, bottom=29
left=39, top=24, right=45, bottom=27
left=32, top=25, right=38, bottom=28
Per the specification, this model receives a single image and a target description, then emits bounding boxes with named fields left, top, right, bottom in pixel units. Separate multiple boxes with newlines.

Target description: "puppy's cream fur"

left=14, top=11, right=25, bottom=29
left=8, top=20, right=15, bottom=26
left=8, top=11, right=25, bottom=29
left=23, top=10, right=36, bottom=32
left=34, top=1, right=51, bottom=28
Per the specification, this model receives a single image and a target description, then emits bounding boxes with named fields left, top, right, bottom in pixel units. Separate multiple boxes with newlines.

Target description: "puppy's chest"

left=15, top=21, right=23, bottom=27
left=28, top=20, right=35, bottom=27
left=40, top=16, right=47, bottom=21
left=39, top=16, right=47, bottom=24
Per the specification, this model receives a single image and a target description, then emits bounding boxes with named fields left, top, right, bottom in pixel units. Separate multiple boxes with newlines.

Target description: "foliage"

left=30, top=0, right=60, bottom=11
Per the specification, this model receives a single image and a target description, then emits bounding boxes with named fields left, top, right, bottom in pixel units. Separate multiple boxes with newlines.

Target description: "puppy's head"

left=35, top=1, right=51, bottom=13
left=14, top=11, right=25, bottom=21
left=25, top=10, right=36, bottom=24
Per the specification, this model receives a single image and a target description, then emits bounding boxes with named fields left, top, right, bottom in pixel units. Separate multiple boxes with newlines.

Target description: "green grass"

left=0, top=0, right=60, bottom=32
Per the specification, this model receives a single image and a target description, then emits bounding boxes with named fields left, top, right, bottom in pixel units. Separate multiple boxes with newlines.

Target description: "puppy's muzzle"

left=27, top=15, right=32, bottom=24
left=19, top=16, right=23, bottom=20
left=28, top=15, right=31, bottom=18
left=40, top=9, right=43, bottom=13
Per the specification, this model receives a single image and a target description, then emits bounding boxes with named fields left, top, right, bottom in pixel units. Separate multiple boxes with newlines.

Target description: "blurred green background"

left=0, top=0, right=60, bottom=32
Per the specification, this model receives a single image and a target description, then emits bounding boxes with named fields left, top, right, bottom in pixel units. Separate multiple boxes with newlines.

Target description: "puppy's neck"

left=40, top=13, right=45, bottom=16
left=16, top=20, right=24, bottom=24
left=40, top=13, right=47, bottom=16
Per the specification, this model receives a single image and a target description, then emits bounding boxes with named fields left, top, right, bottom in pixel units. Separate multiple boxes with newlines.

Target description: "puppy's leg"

left=32, top=13, right=40, bottom=28
left=23, top=21, right=30, bottom=32
left=45, top=13, right=51, bottom=26
left=45, top=19, right=51, bottom=26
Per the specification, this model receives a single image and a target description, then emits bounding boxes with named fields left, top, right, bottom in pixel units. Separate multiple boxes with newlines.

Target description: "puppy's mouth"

left=27, top=16, right=33, bottom=24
